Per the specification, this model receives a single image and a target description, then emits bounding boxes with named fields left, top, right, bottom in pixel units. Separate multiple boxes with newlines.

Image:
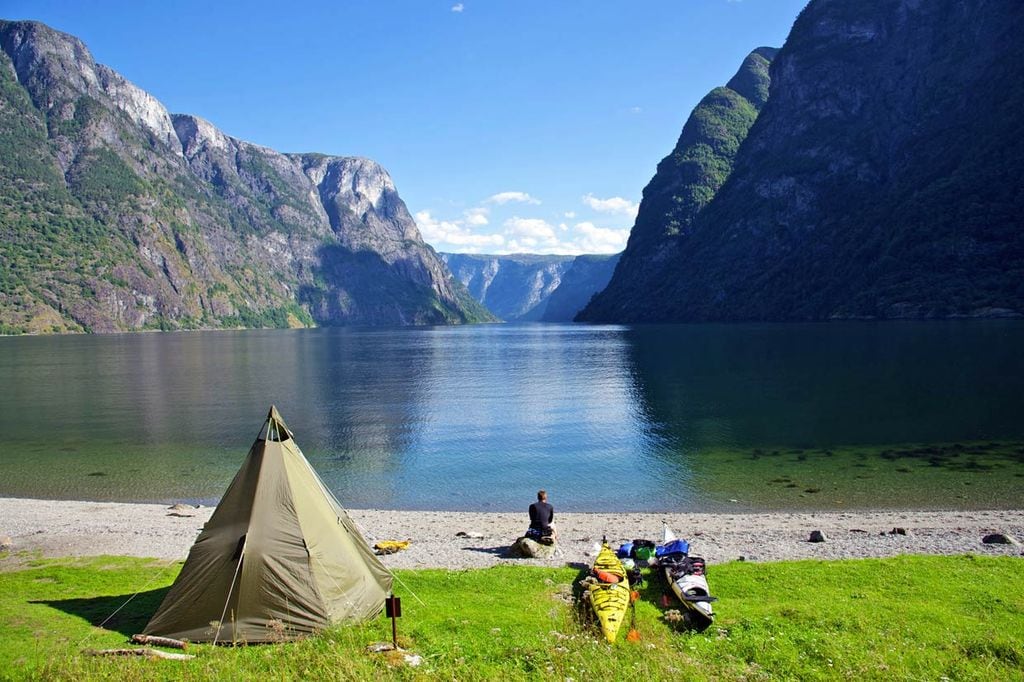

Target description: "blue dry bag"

left=656, top=539, right=690, bottom=556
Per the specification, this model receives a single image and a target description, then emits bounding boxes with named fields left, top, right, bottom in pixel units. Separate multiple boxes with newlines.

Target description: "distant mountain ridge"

left=0, top=19, right=490, bottom=333
left=581, top=0, right=1024, bottom=322
left=441, top=252, right=619, bottom=322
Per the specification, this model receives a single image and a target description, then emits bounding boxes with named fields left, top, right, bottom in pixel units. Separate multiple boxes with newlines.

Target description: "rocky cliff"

left=581, top=0, right=1024, bottom=322
left=0, top=20, right=490, bottom=333
left=441, top=252, right=619, bottom=322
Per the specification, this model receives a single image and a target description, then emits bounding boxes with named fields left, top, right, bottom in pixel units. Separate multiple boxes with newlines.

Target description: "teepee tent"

left=144, top=406, right=392, bottom=643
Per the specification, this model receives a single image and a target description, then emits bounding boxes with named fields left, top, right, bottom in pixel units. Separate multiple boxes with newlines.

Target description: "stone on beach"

left=808, top=530, right=827, bottom=543
left=455, top=531, right=485, bottom=539
left=982, top=533, right=1020, bottom=546
left=512, top=537, right=557, bottom=559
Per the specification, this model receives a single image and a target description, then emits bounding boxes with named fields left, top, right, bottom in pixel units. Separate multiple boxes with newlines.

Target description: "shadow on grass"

left=568, top=563, right=597, bottom=634
left=32, top=587, right=169, bottom=638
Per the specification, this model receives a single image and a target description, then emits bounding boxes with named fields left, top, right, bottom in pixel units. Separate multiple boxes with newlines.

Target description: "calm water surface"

left=1, top=322, right=1022, bottom=511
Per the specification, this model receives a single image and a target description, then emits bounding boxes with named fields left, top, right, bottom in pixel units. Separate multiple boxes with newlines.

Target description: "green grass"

left=0, top=554, right=1021, bottom=680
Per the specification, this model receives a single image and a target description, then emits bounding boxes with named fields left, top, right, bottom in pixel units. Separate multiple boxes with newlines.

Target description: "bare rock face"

left=443, top=254, right=576, bottom=321
left=442, top=253, right=619, bottom=322
left=298, top=155, right=462, bottom=302
left=0, top=19, right=491, bottom=333
left=0, top=20, right=179, bottom=157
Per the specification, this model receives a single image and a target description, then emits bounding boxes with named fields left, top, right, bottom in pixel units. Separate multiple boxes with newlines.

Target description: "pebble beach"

left=1, top=497, right=1021, bottom=569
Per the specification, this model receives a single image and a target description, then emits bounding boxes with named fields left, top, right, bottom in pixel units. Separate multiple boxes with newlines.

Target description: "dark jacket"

left=529, top=501, right=554, bottom=532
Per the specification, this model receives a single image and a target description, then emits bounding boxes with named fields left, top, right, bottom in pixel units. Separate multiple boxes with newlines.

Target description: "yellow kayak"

left=587, top=543, right=631, bottom=643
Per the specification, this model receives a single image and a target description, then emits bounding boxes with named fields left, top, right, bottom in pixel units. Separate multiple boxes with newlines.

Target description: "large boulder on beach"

left=512, top=537, right=557, bottom=559
left=0, top=536, right=12, bottom=551
left=982, top=533, right=1020, bottom=546
left=808, top=530, right=827, bottom=543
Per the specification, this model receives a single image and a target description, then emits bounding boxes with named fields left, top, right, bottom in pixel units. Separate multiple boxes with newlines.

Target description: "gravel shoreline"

left=1, top=497, right=1022, bottom=569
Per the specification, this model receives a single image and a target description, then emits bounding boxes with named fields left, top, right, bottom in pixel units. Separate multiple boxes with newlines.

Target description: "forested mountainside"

left=0, top=20, right=490, bottom=334
left=441, top=252, right=619, bottom=322
left=581, top=0, right=1024, bottom=322
left=580, top=47, right=776, bottom=322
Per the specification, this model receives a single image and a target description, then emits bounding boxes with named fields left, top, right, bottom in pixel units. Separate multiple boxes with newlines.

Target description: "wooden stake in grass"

left=84, top=648, right=194, bottom=661
left=129, top=634, right=187, bottom=650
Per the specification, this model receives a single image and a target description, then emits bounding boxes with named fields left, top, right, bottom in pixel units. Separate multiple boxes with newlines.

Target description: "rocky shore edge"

left=1, top=498, right=1021, bottom=570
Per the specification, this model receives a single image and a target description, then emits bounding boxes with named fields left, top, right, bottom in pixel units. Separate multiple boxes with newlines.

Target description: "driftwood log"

left=130, top=634, right=188, bottom=650
left=84, top=648, right=194, bottom=661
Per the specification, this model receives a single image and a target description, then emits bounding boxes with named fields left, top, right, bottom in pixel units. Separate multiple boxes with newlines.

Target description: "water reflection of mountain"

left=377, top=324, right=670, bottom=510
left=622, top=321, right=1024, bottom=450
left=3, top=322, right=1023, bottom=509
left=299, top=328, right=433, bottom=506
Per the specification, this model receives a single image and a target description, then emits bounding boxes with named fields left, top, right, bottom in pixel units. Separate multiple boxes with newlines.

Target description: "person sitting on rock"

left=527, top=489, right=556, bottom=542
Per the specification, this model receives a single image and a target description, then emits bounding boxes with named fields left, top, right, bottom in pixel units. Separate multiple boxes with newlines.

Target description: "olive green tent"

left=144, top=406, right=392, bottom=643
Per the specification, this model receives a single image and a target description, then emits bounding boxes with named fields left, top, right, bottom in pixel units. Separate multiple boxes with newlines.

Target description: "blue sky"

left=6, top=0, right=807, bottom=254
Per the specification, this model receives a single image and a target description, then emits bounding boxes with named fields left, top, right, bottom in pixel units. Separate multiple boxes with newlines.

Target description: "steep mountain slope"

left=540, top=254, right=620, bottom=322
left=441, top=252, right=619, bottom=322
left=583, top=0, right=1024, bottom=322
left=579, top=47, right=777, bottom=322
left=0, top=20, right=489, bottom=333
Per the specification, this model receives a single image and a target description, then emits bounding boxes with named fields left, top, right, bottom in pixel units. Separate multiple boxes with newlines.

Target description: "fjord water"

left=1, top=322, right=1022, bottom=511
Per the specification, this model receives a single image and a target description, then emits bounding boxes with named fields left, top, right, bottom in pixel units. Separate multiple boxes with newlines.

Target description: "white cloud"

left=563, top=211, right=576, bottom=219
left=463, top=207, right=489, bottom=226
left=499, top=217, right=627, bottom=255
left=504, top=217, right=557, bottom=242
left=415, top=210, right=504, bottom=252
left=582, top=193, right=639, bottom=217
left=451, top=3, right=464, bottom=12
left=629, top=106, right=642, bottom=114
left=486, top=191, right=541, bottom=205
left=417, top=201, right=630, bottom=256
left=572, top=221, right=630, bottom=254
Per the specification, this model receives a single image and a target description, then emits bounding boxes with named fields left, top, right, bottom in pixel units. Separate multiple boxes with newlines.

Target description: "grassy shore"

left=1, top=554, right=1022, bottom=680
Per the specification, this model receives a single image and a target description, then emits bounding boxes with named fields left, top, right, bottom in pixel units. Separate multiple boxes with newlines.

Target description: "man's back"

left=529, top=500, right=553, bottom=531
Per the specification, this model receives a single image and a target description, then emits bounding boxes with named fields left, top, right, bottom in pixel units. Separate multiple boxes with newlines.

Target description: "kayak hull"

left=664, top=566, right=714, bottom=627
left=588, top=544, right=630, bottom=643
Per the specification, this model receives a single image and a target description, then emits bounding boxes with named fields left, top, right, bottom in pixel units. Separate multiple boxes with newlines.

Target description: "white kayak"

left=660, top=527, right=716, bottom=628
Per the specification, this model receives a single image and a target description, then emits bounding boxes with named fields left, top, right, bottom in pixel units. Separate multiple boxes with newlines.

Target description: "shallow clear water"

left=1, top=322, right=1022, bottom=511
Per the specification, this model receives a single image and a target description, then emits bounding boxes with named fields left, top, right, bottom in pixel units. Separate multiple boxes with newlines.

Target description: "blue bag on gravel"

left=656, top=539, right=690, bottom=556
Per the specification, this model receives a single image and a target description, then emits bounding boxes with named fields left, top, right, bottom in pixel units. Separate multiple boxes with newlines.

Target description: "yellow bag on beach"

left=374, top=540, right=411, bottom=555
